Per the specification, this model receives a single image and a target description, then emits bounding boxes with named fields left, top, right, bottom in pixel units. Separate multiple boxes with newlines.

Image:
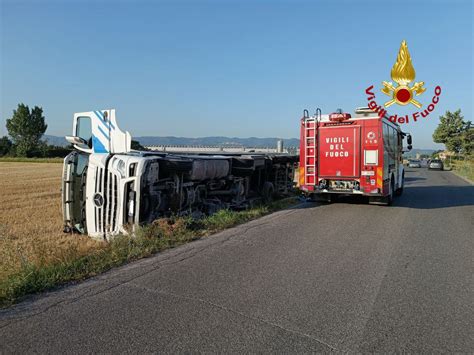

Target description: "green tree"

left=6, top=104, right=47, bottom=157
left=431, top=150, right=443, bottom=159
left=433, top=110, right=471, bottom=154
left=0, top=136, right=13, bottom=156
left=131, top=139, right=147, bottom=151
left=460, top=124, right=473, bottom=156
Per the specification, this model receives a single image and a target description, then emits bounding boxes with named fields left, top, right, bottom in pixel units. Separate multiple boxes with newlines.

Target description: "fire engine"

left=299, top=107, right=412, bottom=205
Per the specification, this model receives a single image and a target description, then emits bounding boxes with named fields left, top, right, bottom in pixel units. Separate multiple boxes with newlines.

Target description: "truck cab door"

left=71, top=112, right=109, bottom=153
left=69, top=110, right=131, bottom=154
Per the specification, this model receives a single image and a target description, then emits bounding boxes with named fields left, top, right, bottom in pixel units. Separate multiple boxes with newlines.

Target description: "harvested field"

left=0, top=162, right=104, bottom=283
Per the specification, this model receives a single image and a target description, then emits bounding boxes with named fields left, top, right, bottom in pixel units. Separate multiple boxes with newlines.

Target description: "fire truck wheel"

left=395, top=173, right=404, bottom=196
left=386, top=178, right=394, bottom=205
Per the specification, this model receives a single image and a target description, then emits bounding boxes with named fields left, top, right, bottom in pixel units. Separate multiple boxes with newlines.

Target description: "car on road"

left=408, top=159, right=422, bottom=168
left=428, top=159, right=444, bottom=170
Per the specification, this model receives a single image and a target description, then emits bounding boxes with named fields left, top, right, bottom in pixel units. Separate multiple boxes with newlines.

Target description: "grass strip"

left=0, top=197, right=299, bottom=308
left=451, top=159, right=474, bottom=183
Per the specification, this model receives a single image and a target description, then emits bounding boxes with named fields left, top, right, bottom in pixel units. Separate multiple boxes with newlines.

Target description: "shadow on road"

left=288, top=195, right=370, bottom=210
left=290, top=184, right=474, bottom=210
left=404, top=176, right=426, bottom=182
left=393, top=185, right=474, bottom=209
left=288, top=201, right=319, bottom=210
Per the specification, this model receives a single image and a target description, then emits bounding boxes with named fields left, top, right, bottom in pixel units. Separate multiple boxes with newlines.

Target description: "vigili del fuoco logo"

left=364, top=40, right=442, bottom=124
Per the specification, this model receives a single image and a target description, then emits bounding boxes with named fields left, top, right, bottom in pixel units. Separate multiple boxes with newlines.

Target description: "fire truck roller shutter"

left=318, top=125, right=361, bottom=178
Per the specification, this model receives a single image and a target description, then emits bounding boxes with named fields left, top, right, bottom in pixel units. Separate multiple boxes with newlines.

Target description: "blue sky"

left=1, top=0, right=472, bottom=149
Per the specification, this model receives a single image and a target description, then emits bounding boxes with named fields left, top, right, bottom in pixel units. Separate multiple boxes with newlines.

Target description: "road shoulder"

left=448, top=170, right=473, bottom=185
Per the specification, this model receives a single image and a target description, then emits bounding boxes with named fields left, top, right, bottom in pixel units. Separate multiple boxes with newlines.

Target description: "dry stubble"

left=0, top=162, right=104, bottom=282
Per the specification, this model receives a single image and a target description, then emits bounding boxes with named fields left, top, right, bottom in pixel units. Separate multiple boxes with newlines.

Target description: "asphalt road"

left=1, top=169, right=473, bottom=353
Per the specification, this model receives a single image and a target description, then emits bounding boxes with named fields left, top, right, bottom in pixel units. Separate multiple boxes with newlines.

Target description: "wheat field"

left=0, top=162, right=104, bottom=282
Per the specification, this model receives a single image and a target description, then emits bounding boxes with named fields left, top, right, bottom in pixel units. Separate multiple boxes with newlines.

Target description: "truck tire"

left=395, top=172, right=404, bottom=196
left=385, top=178, right=394, bottom=205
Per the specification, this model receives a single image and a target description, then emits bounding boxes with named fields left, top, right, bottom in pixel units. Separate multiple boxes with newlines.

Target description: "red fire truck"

left=299, top=107, right=412, bottom=205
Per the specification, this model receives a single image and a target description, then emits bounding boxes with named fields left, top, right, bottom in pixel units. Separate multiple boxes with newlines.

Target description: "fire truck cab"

left=299, top=107, right=412, bottom=205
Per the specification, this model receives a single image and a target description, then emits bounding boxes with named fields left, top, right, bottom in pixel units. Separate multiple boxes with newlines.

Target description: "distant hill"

left=43, top=135, right=300, bottom=148
left=136, top=136, right=301, bottom=148
left=43, top=135, right=437, bottom=155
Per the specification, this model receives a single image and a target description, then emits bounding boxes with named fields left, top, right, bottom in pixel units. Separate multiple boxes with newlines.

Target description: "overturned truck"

left=62, top=110, right=297, bottom=240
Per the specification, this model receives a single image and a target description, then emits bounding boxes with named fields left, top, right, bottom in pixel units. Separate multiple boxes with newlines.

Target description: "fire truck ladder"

left=304, top=109, right=321, bottom=185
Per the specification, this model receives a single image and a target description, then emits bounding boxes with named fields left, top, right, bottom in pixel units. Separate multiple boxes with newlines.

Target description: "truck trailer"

left=62, top=109, right=297, bottom=240
left=298, top=107, right=412, bottom=205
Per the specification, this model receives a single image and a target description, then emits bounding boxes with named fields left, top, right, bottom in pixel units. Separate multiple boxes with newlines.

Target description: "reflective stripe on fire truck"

left=299, top=166, right=305, bottom=187
left=376, top=167, right=383, bottom=188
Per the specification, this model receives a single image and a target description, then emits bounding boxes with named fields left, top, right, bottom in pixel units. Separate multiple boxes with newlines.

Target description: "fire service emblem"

left=364, top=40, right=442, bottom=124
left=381, top=40, right=425, bottom=108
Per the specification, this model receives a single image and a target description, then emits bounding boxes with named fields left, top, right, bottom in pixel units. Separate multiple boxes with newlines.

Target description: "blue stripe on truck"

left=97, top=125, right=109, bottom=141
left=94, top=110, right=115, bottom=130
left=92, top=136, right=108, bottom=153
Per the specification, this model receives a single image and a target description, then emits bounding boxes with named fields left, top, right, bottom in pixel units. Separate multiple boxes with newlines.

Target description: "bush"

left=42, top=145, right=73, bottom=158
left=15, top=141, right=72, bottom=158
left=0, top=136, right=13, bottom=156
left=451, top=157, right=474, bottom=182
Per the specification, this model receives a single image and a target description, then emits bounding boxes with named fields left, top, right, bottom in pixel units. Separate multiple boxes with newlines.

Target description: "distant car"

left=408, top=159, right=422, bottom=168
left=428, top=159, right=444, bottom=170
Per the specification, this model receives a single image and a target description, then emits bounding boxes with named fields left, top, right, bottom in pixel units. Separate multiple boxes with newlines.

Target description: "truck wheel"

left=385, top=179, right=394, bottom=205
left=395, top=173, right=404, bottom=196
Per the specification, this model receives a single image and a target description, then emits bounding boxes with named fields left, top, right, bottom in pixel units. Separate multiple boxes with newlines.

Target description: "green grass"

left=451, top=158, right=474, bottom=182
left=0, top=197, right=299, bottom=307
left=0, top=157, right=64, bottom=163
